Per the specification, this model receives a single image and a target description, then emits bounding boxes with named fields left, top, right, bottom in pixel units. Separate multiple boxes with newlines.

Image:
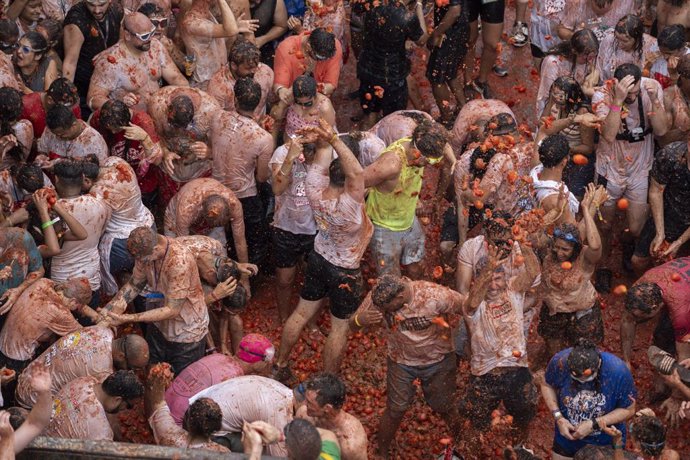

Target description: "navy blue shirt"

left=545, top=349, right=636, bottom=454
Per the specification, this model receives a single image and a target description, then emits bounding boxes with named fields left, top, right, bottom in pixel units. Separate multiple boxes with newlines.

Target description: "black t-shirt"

left=64, top=2, right=123, bottom=97
left=356, top=4, right=423, bottom=84
left=650, top=140, right=690, bottom=229
left=433, top=0, right=465, bottom=32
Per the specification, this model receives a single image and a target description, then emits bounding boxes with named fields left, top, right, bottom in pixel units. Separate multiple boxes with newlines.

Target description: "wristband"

left=613, top=444, right=623, bottom=450
left=330, top=133, right=339, bottom=145
left=609, top=104, right=622, bottom=112
left=354, top=314, right=362, bottom=327
left=553, top=410, right=563, bottom=421
left=41, top=216, right=60, bottom=229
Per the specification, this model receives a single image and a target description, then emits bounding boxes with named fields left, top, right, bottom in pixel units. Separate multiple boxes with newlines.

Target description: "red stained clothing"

left=21, top=92, right=82, bottom=140
left=273, top=33, right=343, bottom=91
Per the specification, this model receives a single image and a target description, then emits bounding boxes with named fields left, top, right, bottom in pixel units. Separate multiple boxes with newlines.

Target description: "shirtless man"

left=0, top=276, right=94, bottom=376
left=44, top=371, right=144, bottom=441
left=146, top=86, right=221, bottom=203
left=15, top=326, right=149, bottom=408
left=82, top=155, right=156, bottom=295
left=36, top=105, right=108, bottom=163
left=299, top=373, right=368, bottom=460
left=208, top=38, right=274, bottom=115
left=178, top=0, right=257, bottom=88
left=350, top=275, right=465, bottom=458
left=87, top=13, right=189, bottom=112
left=656, top=0, right=690, bottom=41
left=164, top=178, right=249, bottom=293
left=104, top=226, right=210, bottom=375
left=209, top=77, right=273, bottom=270
left=274, top=120, right=372, bottom=378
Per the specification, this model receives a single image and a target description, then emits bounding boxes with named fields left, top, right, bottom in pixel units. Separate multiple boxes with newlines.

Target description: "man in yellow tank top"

left=363, top=121, right=447, bottom=278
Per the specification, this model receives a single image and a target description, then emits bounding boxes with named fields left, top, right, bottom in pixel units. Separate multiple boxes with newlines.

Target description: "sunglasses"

left=127, top=27, right=156, bottom=42
left=295, top=98, right=314, bottom=107
left=17, top=44, right=42, bottom=55
left=0, top=42, right=17, bottom=51
left=427, top=156, right=442, bottom=165
left=553, top=228, right=579, bottom=244
left=150, top=17, right=169, bottom=28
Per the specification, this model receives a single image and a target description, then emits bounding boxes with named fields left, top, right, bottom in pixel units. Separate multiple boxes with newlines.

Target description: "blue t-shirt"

left=0, top=228, right=43, bottom=297
left=545, top=349, right=637, bottom=455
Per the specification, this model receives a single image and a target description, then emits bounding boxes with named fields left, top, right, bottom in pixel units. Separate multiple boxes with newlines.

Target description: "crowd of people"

left=0, top=0, right=689, bottom=457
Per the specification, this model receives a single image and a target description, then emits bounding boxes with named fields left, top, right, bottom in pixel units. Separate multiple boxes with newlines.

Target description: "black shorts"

left=359, top=77, right=408, bottom=116
left=300, top=251, right=363, bottom=319
left=634, top=217, right=689, bottom=258
left=538, top=300, right=605, bottom=346
left=272, top=227, right=316, bottom=269
left=459, top=367, right=537, bottom=430
left=467, top=0, right=505, bottom=24
left=146, top=325, right=206, bottom=376
left=653, top=308, right=677, bottom=356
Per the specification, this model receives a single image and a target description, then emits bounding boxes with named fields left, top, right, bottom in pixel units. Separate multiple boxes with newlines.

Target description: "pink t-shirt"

left=306, top=163, right=373, bottom=269
left=210, top=110, right=274, bottom=199
left=370, top=110, right=433, bottom=146
left=207, top=63, right=274, bottom=116
left=44, top=376, right=114, bottom=441
left=638, top=257, right=690, bottom=342
left=0, top=278, right=82, bottom=361
left=165, top=353, right=244, bottom=425
left=15, top=326, right=114, bottom=408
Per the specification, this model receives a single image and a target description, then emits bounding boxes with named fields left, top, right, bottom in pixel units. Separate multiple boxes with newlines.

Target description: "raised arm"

left=13, top=363, right=52, bottom=453
left=464, top=246, right=499, bottom=317
left=579, top=183, right=602, bottom=266
left=600, top=77, right=635, bottom=143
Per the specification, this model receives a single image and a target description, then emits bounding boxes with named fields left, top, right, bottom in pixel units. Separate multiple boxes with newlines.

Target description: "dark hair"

left=127, top=226, right=158, bottom=257
left=100, top=100, right=131, bottom=131
left=399, top=111, right=430, bottom=125
left=539, top=134, right=570, bottom=167
left=657, top=24, right=686, bottom=51
left=552, top=222, right=583, bottom=261
left=592, top=0, right=614, bottom=6
left=547, top=29, right=599, bottom=66
left=234, top=76, right=261, bottom=112
left=137, top=2, right=164, bottom=16
left=338, top=134, right=361, bottom=159
left=469, top=146, right=498, bottom=180
left=372, top=274, right=405, bottom=306
left=284, top=419, right=322, bottom=460
left=567, top=338, right=600, bottom=378
left=0, top=18, right=18, bottom=43
left=484, top=210, right=514, bottom=237
left=229, top=38, right=260, bottom=66
left=20, top=31, right=48, bottom=59
left=82, top=154, right=100, bottom=180
left=185, top=398, right=223, bottom=437
left=6, top=407, right=27, bottom=431
left=53, top=159, right=84, bottom=187
left=215, top=256, right=248, bottom=313
left=102, top=370, right=144, bottom=400
left=305, top=372, right=346, bottom=409
left=613, top=63, right=642, bottom=83
left=487, top=112, right=518, bottom=135
left=632, top=415, right=666, bottom=456
left=37, top=18, right=62, bottom=46
left=664, top=0, right=686, bottom=6
left=16, top=164, right=44, bottom=192
left=293, top=75, right=317, bottom=100
left=0, top=87, right=23, bottom=136
left=624, top=282, right=663, bottom=314
left=47, top=78, right=79, bottom=106
left=308, top=28, right=336, bottom=61
left=614, top=15, right=644, bottom=58
left=168, top=95, right=194, bottom=128
left=46, top=104, right=77, bottom=131
left=201, top=194, right=230, bottom=226
left=552, top=76, right=587, bottom=115
left=328, top=158, right=345, bottom=187
left=412, top=120, right=445, bottom=159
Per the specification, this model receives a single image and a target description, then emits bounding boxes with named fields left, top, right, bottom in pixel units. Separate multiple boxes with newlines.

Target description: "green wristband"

left=41, top=216, right=60, bottom=229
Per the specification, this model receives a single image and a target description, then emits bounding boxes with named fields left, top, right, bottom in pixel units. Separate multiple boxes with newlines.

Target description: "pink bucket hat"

left=236, top=334, right=275, bottom=364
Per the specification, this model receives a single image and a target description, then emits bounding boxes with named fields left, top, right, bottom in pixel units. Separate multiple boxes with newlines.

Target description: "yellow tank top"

left=365, top=137, right=424, bottom=231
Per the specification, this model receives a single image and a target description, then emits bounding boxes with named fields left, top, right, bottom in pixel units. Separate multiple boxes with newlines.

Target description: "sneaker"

left=471, top=80, right=492, bottom=99
left=492, top=64, right=509, bottom=77
left=648, top=346, right=690, bottom=384
left=510, top=22, right=529, bottom=48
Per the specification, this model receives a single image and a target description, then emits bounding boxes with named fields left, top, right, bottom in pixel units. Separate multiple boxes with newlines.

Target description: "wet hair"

left=53, top=159, right=84, bottom=188
left=567, top=338, right=601, bottom=378
left=201, top=194, right=230, bottom=226
left=539, top=134, right=570, bottom=167
left=328, top=158, right=345, bottom=187
left=16, top=164, right=44, bottom=192
left=168, top=95, right=194, bottom=128
left=552, top=222, right=582, bottom=261
left=484, top=210, right=514, bottom=237
left=308, top=27, right=336, bottom=61
left=487, top=112, right=518, bottom=135
left=81, top=154, right=100, bottom=180
left=614, top=15, right=644, bottom=58
left=47, top=78, right=79, bottom=106
left=399, top=111, right=430, bottom=125
left=21, top=31, right=48, bottom=59
left=469, top=146, right=498, bottom=180
left=184, top=398, right=223, bottom=437
left=6, top=407, right=27, bottom=431
left=552, top=76, right=587, bottom=115
left=372, top=274, right=405, bottom=307
left=100, top=100, right=131, bottom=131
left=46, top=104, right=77, bottom=132
left=547, top=29, right=599, bottom=67
left=0, top=87, right=23, bottom=157
left=36, top=18, right=62, bottom=49
left=412, top=120, right=446, bottom=159
left=613, top=63, right=642, bottom=84
left=657, top=24, right=686, bottom=51
left=229, top=38, right=260, bottom=67
left=305, top=372, right=346, bottom=409
left=0, top=18, right=19, bottom=44
left=338, top=133, right=361, bottom=159
left=234, top=76, right=261, bottom=112
left=624, top=282, right=663, bottom=314
left=102, top=370, right=145, bottom=400
left=137, top=2, right=164, bottom=16
left=57, top=277, right=92, bottom=304
left=592, top=0, right=613, bottom=8
left=127, top=226, right=158, bottom=258
left=631, top=415, right=666, bottom=456
left=293, top=74, right=317, bottom=100
left=284, top=419, right=322, bottom=460
left=215, top=257, right=248, bottom=312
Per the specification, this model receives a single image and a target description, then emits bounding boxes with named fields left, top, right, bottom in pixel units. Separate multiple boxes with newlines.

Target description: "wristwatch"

left=591, top=418, right=601, bottom=431
left=552, top=410, right=563, bottom=421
